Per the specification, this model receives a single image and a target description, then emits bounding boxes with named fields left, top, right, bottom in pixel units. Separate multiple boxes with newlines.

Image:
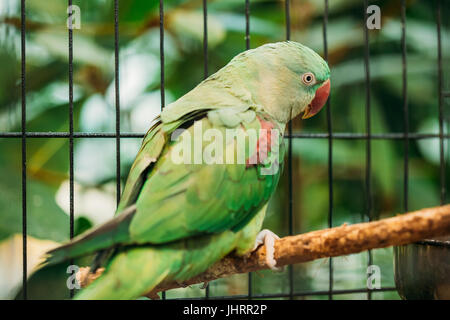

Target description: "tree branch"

left=79, top=204, right=450, bottom=297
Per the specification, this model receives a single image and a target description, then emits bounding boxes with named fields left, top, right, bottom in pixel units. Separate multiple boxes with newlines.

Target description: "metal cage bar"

left=436, top=0, right=446, bottom=204
left=245, top=0, right=250, bottom=51
left=176, top=286, right=397, bottom=300
left=245, top=0, right=252, bottom=300
left=114, top=0, right=121, bottom=207
left=20, top=0, right=27, bottom=301
left=159, top=0, right=165, bottom=111
left=401, top=0, right=409, bottom=213
left=203, top=0, right=208, bottom=80
left=363, top=0, right=373, bottom=300
left=159, top=0, right=166, bottom=301
left=68, top=0, right=75, bottom=299
left=12, top=0, right=447, bottom=300
left=2, top=132, right=450, bottom=139
left=323, top=0, right=334, bottom=301
left=285, top=0, right=295, bottom=301
left=203, top=0, right=210, bottom=299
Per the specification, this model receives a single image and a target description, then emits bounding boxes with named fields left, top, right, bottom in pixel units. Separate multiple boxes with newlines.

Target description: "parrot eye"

left=301, top=72, right=316, bottom=86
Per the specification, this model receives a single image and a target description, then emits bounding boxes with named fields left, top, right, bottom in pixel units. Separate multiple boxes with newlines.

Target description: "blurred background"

left=0, top=0, right=449, bottom=300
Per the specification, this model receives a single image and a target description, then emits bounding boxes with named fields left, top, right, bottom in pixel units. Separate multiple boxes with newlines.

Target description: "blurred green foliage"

left=0, top=0, right=449, bottom=300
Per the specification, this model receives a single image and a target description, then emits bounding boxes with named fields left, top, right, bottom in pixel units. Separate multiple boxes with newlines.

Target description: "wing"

left=116, top=118, right=166, bottom=213
left=117, top=110, right=210, bottom=213
left=44, top=107, right=284, bottom=265
left=44, top=111, right=211, bottom=265
left=128, top=111, right=285, bottom=244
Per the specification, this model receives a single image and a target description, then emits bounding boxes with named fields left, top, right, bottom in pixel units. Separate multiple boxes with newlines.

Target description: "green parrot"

left=43, top=41, right=330, bottom=299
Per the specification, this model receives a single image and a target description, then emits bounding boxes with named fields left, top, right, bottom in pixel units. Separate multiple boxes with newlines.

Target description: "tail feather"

left=74, top=247, right=173, bottom=300
left=74, top=230, right=241, bottom=299
left=44, top=206, right=136, bottom=266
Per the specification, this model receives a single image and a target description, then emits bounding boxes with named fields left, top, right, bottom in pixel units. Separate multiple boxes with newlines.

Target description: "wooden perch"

left=79, top=204, right=450, bottom=296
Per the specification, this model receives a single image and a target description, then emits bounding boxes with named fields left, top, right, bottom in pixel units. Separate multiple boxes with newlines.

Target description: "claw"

left=252, top=229, right=281, bottom=271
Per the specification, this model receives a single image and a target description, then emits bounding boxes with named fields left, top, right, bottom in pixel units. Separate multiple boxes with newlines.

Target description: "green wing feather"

left=129, top=113, right=283, bottom=244
left=116, top=119, right=167, bottom=213
left=44, top=106, right=283, bottom=265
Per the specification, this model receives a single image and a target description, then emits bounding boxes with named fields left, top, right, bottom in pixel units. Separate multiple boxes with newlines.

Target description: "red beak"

left=302, top=79, right=330, bottom=119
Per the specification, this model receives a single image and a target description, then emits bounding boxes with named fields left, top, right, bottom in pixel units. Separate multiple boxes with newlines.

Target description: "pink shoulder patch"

left=246, top=117, right=276, bottom=167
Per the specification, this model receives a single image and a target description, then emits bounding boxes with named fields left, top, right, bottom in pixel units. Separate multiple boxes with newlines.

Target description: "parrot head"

left=226, top=41, right=331, bottom=124
left=160, top=41, right=330, bottom=126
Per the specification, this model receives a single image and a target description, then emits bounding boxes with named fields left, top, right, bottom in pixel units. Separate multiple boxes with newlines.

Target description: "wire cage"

left=0, top=0, right=448, bottom=300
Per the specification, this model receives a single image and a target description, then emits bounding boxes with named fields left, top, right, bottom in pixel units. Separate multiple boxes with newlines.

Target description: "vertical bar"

left=68, top=0, right=75, bottom=298
left=203, top=0, right=208, bottom=79
left=203, top=0, right=210, bottom=299
left=323, top=0, right=333, bottom=301
left=20, top=0, right=27, bottom=300
left=363, top=0, right=373, bottom=300
left=245, top=0, right=252, bottom=299
left=114, top=0, right=121, bottom=205
left=285, top=0, right=290, bottom=40
left=159, top=0, right=166, bottom=300
left=436, top=0, right=445, bottom=204
left=160, top=0, right=165, bottom=110
left=401, top=0, right=409, bottom=212
left=245, top=0, right=250, bottom=50
left=285, top=0, right=294, bottom=300
left=68, top=0, right=74, bottom=240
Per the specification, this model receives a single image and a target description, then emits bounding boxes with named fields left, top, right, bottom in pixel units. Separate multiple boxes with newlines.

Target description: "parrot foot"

left=252, top=229, right=282, bottom=271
